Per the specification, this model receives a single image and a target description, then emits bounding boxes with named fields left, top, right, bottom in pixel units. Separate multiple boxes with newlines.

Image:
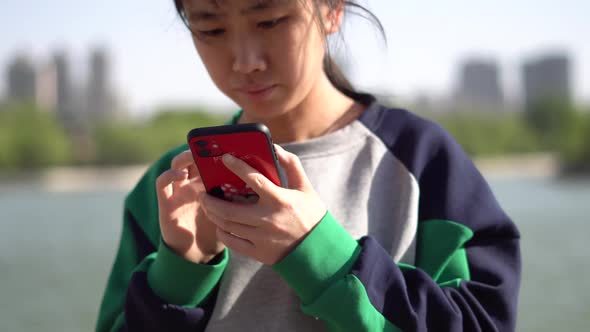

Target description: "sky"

left=1, top=0, right=589, bottom=114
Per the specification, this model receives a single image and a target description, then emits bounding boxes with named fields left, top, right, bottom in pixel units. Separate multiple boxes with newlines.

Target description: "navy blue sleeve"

left=112, top=211, right=221, bottom=332
left=96, top=144, right=224, bottom=332
left=122, top=271, right=218, bottom=332
left=352, top=236, right=520, bottom=331
left=355, top=106, right=521, bottom=331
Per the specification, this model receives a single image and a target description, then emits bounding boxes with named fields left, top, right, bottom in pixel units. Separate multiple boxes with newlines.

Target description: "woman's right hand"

left=156, top=150, right=225, bottom=264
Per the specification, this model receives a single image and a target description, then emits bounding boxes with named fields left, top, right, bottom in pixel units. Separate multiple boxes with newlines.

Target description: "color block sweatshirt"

left=96, top=97, right=521, bottom=332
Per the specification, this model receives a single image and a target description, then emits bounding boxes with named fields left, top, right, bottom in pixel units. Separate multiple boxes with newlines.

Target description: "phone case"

left=187, top=123, right=282, bottom=203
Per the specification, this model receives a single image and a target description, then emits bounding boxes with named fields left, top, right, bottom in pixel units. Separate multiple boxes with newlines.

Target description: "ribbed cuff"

left=147, top=241, right=228, bottom=307
left=273, top=211, right=361, bottom=304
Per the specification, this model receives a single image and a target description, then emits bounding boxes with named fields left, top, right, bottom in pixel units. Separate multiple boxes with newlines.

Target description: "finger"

left=201, top=193, right=262, bottom=227
left=156, top=169, right=188, bottom=200
left=187, top=163, right=200, bottom=180
left=274, top=144, right=312, bottom=191
left=190, top=171, right=205, bottom=188
left=221, top=154, right=279, bottom=198
left=206, top=211, right=259, bottom=242
left=216, top=227, right=255, bottom=256
left=171, top=150, right=196, bottom=172
left=171, top=150, right=202, bottom=180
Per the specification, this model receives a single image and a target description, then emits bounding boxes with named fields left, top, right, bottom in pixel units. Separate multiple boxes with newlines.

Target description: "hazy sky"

left=1, top=0, right=589, bottom=113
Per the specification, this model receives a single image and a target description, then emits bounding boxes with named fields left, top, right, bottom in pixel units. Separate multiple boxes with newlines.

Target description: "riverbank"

left=474, top=153, right=559, bottom=180
left=0, top=165, right=150, bottom=192
left=0, top=153, right=560, bottom=192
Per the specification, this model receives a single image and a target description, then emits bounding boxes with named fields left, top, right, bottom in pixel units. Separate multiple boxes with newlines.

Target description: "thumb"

left=274, top=144, right=312, bottom=191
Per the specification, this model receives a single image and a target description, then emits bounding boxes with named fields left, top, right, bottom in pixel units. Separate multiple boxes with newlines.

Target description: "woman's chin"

left=238, top=100, right=291, bottom=122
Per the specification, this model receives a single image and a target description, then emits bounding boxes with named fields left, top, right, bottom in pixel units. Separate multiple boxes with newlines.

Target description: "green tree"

left=93, top=107, right=227, bottom=165
left=0, top=102, right=71, bottom=169
left=525, top=97, right=577, bottom=150
left=560, top=111, right=590, bottom=174
left=431, top=112, right=538, bottom=157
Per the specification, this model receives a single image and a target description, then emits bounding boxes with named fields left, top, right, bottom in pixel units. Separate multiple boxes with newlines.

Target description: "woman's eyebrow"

left=188, top=10, right=222, bottom=22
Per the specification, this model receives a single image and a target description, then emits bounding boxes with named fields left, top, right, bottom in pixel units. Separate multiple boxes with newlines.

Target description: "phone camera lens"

left=198, top=149, right=211, bottom=157
left=196, top=140, right=208, bottom=147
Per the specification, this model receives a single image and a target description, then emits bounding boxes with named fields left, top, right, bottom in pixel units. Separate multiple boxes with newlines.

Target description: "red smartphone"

left=187, top=123, right=283, bottom=203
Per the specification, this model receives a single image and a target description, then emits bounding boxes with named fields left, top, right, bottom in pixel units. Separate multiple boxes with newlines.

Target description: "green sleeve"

left=272, top=212, right=401, bottom=332
left=147, top=242, right=228, bottom=306
left=95, top=207, right=151, bottom=332
left=95, top=144, right=228, bottom=332
left=95, top=221, right=228, bottom=332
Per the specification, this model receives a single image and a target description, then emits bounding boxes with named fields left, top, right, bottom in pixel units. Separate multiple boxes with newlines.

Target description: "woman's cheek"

left=198, top=48, right=233, bottom=96
left=271, top=33, right=310, bottom=81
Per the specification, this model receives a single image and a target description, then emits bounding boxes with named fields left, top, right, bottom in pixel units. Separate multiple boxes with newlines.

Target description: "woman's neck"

left=240, top=74, right=364, bottom=144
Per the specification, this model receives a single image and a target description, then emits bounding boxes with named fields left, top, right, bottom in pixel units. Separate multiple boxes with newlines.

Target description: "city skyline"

left=454, top=58, right=504, bottom=111
left=2, top=47, right=575, bottom=115
left=3, top=48, right=120, bottom=126
left=1, top=0, right=589, bottom=114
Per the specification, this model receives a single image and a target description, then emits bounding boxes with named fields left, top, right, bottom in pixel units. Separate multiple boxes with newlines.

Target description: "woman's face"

left=182, top=0, right=334, bottom=120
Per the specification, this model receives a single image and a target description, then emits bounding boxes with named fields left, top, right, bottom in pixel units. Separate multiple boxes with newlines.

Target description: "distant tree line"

left=93, top=108, right=227, bottom=165
left=0, top=102, right=227, bottom=169
left=0, top=102, right=71, bottom=169
left=0, top=100, right=588, bottom=174
left=421, top=98, right=590, bottom=174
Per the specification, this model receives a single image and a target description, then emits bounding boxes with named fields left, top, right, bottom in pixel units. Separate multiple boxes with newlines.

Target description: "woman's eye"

left=198, top=28, right=225, bottom=37
left=258, top=16, right=287, bottom=29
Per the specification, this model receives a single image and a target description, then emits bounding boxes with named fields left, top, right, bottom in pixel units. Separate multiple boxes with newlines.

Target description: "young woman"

left=96, top=1, right=521, bottom=331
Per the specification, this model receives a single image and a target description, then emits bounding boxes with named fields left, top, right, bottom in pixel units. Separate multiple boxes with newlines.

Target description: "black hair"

left=172, top=0, right=386, bottom=100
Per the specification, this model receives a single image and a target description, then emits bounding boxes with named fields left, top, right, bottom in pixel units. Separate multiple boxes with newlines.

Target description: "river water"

left=0, top=176, right=589, bottom=331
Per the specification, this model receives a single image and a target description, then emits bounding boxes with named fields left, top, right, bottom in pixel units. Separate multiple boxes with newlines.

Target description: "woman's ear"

left=323, top=3, right=345, bottom=35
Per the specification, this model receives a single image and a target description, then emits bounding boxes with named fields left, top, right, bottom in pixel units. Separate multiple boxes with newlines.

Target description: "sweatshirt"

left=96, top=96, right=521, bottom=332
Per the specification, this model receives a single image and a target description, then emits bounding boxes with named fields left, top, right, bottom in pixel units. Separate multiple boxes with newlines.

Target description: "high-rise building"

left=87, top=48, right=112, bottom=121
left=522, top=53, right=571, bottom=110
left=53, top=51, right=75, bottom=124
left=6, top=55, right=37, bottom=103
left=36, top=61, right=58, bottom=112
left=455, top=58, right=503, bottom=111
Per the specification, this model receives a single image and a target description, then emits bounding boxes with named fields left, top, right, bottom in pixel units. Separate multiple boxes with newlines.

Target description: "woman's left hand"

left=200, top=145, right=326, bottom=265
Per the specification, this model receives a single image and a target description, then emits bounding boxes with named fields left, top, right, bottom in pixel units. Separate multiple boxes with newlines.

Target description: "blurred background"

left=1, top=0, right=589, bottom=331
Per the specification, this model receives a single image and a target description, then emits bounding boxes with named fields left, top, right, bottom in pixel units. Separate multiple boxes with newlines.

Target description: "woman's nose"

left=231, top=36, right=267, bottom=74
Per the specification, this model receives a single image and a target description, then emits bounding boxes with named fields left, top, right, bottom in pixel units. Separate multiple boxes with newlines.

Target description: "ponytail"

left=323, top=55, right=357, bottom=98
left=321, top=0, right=387, bottom=100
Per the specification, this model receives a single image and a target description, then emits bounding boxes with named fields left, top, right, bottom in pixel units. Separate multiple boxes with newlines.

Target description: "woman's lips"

left=238, top=85, right=276, bottom=100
